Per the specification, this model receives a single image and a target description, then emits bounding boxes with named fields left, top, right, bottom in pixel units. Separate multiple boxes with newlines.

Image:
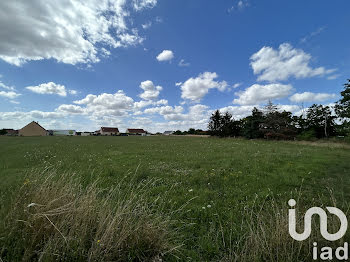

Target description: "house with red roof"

left=126, top=128, right=147, bottom=136
left=100, top=127, right=120, bottom=136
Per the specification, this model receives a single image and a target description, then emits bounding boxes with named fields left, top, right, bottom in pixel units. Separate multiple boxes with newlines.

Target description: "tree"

left=264, top=100, right=278, bottom=115
left=0, top=129, right=7, bottom=136
left=173, top=130, right=183, bottom=135
left=335, top=79, right=350, bottom=119
left=208, top=110, right=223, bottom=136
left=208, top=110, right=241, bottom=137
left=259, top=102, right=297, bottom=139
left=188, top=128, right=196, bottom=135
left=242, top=107, right=265, bottom=139
left=305, top=104, right=336, bottom=138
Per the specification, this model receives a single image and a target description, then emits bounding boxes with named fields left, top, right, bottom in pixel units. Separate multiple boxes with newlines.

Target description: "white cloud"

left=73, top=94, right=97, bottom=105
left=74, top=90, right=134, bottom=117
left=0, top=110, right=64, bottom=121
left=134, top=99, right=168, bottom=110
left=300, top=27, right=325, bottom=43
left=175, top=82, right=182, bottom=86
left=228, top=0, right=249, bottom=12
left=0, top=1, right=155, bottom=66
left=219, top=105, right=256, bottom=119
left=0, top=77, right=21, bottom=99
left=0, top=91, right=21, bottom=99
left=237, top=0, right=249, bottom=10
left=0, top=81, right=15, bottom=91
left=26, top=82, right=67, bottom=97
left=250, top=43, right=335, bottom=82
left=144, top=105, right=184, bottom=115
left=156, top=50, right=174, bottom=62
left=289, top=92, right=337, bottom=103
left=233, top=83, right=293, bottom=105
left=233, top=83, right=242, bottom=88
left=139, top=80, right=162, bottom=100
left=180, top=72, right=228, bottom=102
left=68, top=90, right=78, bottom=95
left=277, top=104, right=301, bottom=113
left=143, top=104, right=210, bottom=129
left=327, top=74, right=341, bottom=80
left=57, top=104, right=85, bottom=114
left=70, top=89, right=168, bottom=123
left=133, top=0, right=158, bottom=11
left=142, top=21, right=152, bottom=29
left=178, top=59, right=190, bottom=67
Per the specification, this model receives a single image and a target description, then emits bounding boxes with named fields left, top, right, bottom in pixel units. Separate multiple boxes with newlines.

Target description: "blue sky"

left=0, top=0, right=349, bottom=132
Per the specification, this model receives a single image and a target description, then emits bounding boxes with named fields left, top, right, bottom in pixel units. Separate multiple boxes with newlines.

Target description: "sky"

left=0, top=0, right=349, bottom=132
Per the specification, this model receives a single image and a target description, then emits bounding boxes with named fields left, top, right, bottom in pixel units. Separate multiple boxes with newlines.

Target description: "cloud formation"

left=139, top=80, right=162, bottom=100
left=156, top=50, right=174, bottom=62
left=233, top=83, right=293, bottom=105
left=0, top=0, right=156, bottom=66
left=133, top=0, right=158, bottom=11
left=180, top=72, right=227, bottom=102
left=0, top=91, right=21, bottom=99
left=178, top=59, right=190, bottom=67
left=289, top=92, right=337, bottom=103
left=25, top=82, right=67, bottom=97
left=250, top=43, right=335, bottom=82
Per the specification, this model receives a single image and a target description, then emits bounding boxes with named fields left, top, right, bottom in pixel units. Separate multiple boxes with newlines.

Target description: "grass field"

left=1, top=136, right=350, bottom=261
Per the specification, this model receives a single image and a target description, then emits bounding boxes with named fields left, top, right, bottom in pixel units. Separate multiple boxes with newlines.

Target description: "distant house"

left=19, top=121, right=48, bottom=136
left=100, top=127, right=119, bottom=136
left=163, top=131, right=174, bottom=136
left=93, top=130, right=101, bottom=136
left=81, top=132, right=92, bottom=136
left=126, top=128, right=147, bottom=136
left=52, top=130, right=76, bottom=136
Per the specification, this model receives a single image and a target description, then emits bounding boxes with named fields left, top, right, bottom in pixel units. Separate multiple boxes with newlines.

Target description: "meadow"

left=1, top=136, right=350, bottom=261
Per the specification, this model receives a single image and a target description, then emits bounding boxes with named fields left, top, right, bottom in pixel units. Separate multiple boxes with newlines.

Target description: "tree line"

left=208, top=80, right=350, bottom=140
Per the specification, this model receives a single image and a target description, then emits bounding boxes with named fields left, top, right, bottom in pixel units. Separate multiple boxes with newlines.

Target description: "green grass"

left=1, top=136, right=350, bottom=261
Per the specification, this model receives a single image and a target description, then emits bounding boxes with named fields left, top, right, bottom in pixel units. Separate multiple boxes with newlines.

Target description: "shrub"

left=0, top=169, right=182, bottom=261
left=297, top=130, right=317, bottom=141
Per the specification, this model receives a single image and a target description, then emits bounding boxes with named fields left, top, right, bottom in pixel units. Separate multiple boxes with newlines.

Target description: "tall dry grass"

left=0, top=169, right=182, bottom=261
left=219, top=191, right=350, bottom=262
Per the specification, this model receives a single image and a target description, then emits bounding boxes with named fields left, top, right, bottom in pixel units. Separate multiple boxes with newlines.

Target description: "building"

left=126, top=128, right=147, bottom=136
left=52, top=130, right=76, bottom=136
left=0, top=129, right=18, bottom=136
left=100, top=127, right=119, bottom=136
left=81, top=132, right=92, bottom=136
left=19, top=121, right=48, bottom=136
left=163, top=131, right=174, bottom=136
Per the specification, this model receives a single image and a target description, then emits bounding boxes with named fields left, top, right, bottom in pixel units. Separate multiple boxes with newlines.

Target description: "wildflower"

left=202, top=207, right=206, bottom=210
left=23, top=179, right=30, bottom=185
left=188, top=189, right=193, bottom=192
left=207, top=205, right=212, bottom=208
left=27, top=203, right=36, bottom=208
left=97, top=240, right=101, bottom=244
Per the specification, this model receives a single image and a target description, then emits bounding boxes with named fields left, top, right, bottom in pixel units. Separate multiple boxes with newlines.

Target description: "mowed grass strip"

left=1, top=136, right=350, bottom=261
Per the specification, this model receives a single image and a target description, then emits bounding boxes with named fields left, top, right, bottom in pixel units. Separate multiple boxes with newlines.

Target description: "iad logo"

left=288, top=199, right=349, bottom=260
left=288, top=199, right=348, bottom=241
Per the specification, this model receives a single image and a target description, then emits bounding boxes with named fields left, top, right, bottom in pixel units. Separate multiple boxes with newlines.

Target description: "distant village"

left=0, top=121, right=209, bottom=137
